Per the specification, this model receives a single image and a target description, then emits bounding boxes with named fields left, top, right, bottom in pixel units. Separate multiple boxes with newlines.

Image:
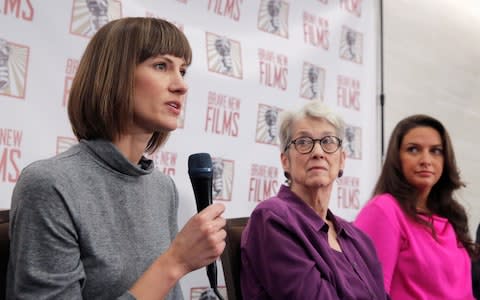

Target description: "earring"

left=284, top=171, right=291, bottom=186
left=338, top=169, right=343, bottom=178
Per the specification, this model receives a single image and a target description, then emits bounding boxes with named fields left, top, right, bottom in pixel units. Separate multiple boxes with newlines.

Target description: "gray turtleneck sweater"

left=7, top=139, right=183, bottom=299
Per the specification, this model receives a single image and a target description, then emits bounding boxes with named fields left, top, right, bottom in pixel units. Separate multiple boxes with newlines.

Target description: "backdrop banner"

left=0, top=0, right=378, bottom=298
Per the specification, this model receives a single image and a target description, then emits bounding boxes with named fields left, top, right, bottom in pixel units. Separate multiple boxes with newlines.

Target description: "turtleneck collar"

left=80, top=139, right=154, bottom=176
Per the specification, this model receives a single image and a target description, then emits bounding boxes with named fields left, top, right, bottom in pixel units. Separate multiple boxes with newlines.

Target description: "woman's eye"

left=432, top=148, right=444, bottom=155
left=180, top=69, right=187, bottom=77
left=154, top=62, right=167, bottom=70
left=322, top=137, right=334, bottom=144
left=297, top=138, right=311, bottom=145
left=406, top=146, right=418, bottom=153
left=297, top=139, right=306, bottom=145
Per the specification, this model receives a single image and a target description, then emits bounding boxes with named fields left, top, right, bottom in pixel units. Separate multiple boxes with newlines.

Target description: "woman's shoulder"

left=355, top=193, right=408, bottom=233
left=11, top=153, right=82, bottom=213
left=19, top=157, right=69, bottom=184
left=249, top=195, right=293, bottom=223
left=19, top=145, right=84, bottom=182
left=363, top=193, right=403, bottom=215
left=13, top=144, right=100, bottom=206
left=252, top=196, right=286, bottom=212
left=369, top=193, right=397, bottom=204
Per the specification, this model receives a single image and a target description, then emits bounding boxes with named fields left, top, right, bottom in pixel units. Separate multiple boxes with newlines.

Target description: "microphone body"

left=188, top=153, right=218, bottom=295
left=188, top=153, right=214, bottom=212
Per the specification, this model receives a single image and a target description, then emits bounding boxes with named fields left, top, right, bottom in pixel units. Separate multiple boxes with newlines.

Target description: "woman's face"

left=281, top=117, right=345, bottom=192
left=399, top=126, right=444, bottom=194
left=130, top=54, right=188, bottom=134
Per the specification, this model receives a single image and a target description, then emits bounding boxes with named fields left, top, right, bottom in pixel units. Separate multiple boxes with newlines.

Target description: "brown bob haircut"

left=68, top=17, right=192, bottom=154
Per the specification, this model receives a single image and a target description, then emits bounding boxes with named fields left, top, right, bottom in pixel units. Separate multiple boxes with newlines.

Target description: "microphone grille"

left=188, top=153, right=213, bottom=172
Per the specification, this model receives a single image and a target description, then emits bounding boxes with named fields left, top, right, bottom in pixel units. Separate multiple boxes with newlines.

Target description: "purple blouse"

left=240, top=185, right=389, bottom=299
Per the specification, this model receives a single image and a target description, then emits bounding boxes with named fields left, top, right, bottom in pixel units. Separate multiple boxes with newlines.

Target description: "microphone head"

left=188, top=153, right=213, bottom=212
left=188, top=153, right=213, bottom=178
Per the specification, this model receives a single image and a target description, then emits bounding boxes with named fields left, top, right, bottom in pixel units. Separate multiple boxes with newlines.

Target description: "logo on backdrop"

left=258, top=48, right=288, bottom=91
left=206, top=32, right=243, bottom=79
left=303, top=11, right=329, bottom=50
left=0, top=38, right=29, bottom=100
left=63, top=58, right=79, bottom=107
left=248, top=163, right=279, bottom=202
left=69, top=0, right=122, bottom=38
left=190, top=286, right=227, bottom=300
left=300, top=62, right=325, bottom=101
left=56, top=137, right=78, bottom=154
left=344, top=124, right=362, bottom=160
left=340, top=0, right=362, bottom=17
left=149, top=151, right=178, bottom=177
left=0, top=128, right=22, bottom=183
left=207, top=0, right=243, bottom=22
left=255, top=104, right=281, bottom=145
left=337, top=75, right=360, bottom=111
left=205, top=91, right=240, bottom=137
left=339, top=26, right=363, bottom=64
left=211, top=157, right=234, bottom=201
left=0, top=0, right=34, bottom=21
left=257, top=0, right=289, bottom=38
left=337, top=176, right=360, bottom=210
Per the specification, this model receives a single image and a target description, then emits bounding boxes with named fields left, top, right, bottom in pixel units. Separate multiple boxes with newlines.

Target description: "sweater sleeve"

left=354, top=195, right=402, bottom=293
left=7, top=165, right=85, bottom=299
left=241, top=208, right=341, bottom=299
left=7, top=165, right=137, bottom=300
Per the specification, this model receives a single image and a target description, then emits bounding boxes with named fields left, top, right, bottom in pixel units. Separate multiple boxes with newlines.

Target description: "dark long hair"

left=374, top=114, right=479, bottom=258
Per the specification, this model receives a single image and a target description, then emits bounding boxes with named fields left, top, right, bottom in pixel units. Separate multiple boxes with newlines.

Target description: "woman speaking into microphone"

left=7, top=17, right=226, bottom=299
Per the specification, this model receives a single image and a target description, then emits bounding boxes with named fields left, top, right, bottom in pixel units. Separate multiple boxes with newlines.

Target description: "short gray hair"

left=278, top=101, right=345, bottom=152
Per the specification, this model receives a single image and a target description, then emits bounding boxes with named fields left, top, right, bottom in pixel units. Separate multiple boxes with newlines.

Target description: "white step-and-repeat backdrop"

left=0, top=0, right=378, bottom=298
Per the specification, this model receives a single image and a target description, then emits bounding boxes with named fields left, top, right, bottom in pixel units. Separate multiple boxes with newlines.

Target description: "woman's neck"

left=415, top=188, right=431, bottom=213
left=291, top=184, right=331, bottom=220
left=113, top=134, right=151, bottom=165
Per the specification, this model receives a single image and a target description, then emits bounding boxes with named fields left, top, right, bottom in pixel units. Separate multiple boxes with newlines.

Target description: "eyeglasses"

left=286, top=136, right=342, bottom=154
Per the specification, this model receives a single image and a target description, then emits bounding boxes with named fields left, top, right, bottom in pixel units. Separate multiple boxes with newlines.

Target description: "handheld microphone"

left=188, top=153, right=223, bottom=300
left=188, top=153, right=213, bottom=213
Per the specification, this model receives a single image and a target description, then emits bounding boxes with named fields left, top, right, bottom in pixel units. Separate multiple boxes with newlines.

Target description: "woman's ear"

left=280, top=151, right=290, bottom=174
left=339, top=149, right=346, bottom=172
left=281, top=152, right=292, bottom=185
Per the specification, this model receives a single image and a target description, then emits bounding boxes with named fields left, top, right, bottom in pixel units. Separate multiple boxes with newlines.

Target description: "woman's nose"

left=311, top=141, right=326, bottom=157
left=170, top=73, right=188, bottom=94
left=419, top=151, right=432, bottom=165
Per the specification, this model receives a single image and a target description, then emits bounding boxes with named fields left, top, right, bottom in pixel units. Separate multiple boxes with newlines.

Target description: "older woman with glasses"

left=240, top=101, right=389, bottom=299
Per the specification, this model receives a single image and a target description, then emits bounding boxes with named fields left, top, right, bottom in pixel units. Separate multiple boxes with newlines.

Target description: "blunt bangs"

left=138, top=19, right=192, bottom=65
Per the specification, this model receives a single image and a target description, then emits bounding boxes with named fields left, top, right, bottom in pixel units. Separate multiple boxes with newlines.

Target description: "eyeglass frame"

left=284, top=135, right=343, bottom=154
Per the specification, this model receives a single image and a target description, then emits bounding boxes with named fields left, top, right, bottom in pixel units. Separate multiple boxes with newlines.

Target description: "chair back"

left=0, top=210, right=9, bottom=300
left=220, top=217, right=248, bottom=300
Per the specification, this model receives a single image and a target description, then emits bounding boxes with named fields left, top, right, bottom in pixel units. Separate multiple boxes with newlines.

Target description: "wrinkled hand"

left=169, top=203, right=226, bottom=274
